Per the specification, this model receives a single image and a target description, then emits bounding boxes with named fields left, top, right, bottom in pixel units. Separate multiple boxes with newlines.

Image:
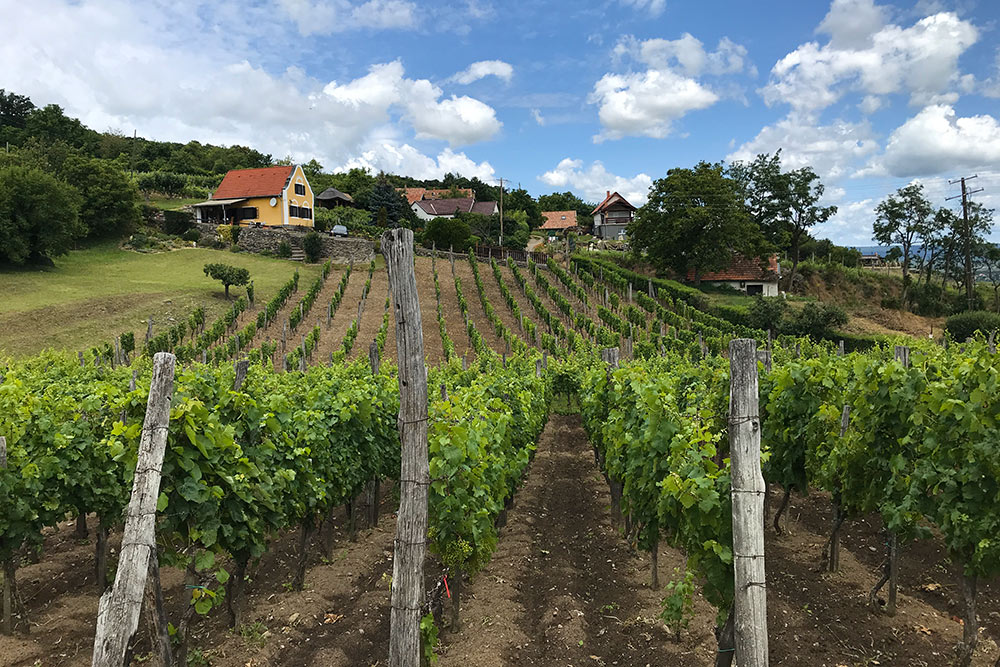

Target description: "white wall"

left=706, top=280, right=778, bottom=296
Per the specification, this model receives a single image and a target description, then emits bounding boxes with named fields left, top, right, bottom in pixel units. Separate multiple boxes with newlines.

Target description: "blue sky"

left=2, top=0, right=999, bottom=244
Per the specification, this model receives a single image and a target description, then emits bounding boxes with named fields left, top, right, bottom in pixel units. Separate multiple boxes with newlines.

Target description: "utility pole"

left=947, top=175, right=984, bottom=311
left=498, top=177, right=504, bottom=247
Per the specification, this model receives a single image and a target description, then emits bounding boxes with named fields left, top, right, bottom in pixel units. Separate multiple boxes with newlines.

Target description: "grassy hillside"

left=0, top=243, right=323, bottom=358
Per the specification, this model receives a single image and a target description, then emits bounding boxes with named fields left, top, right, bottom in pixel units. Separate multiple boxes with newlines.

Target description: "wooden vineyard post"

left=1, top=436, right=10, bottom=636
left=827, top=405, right=850, bottom=573
left=92, top=353, right=176, bottom=667
left=728, top=339, right=768, bottom=667
left=383, top=229, right=430, bottom=667
left=886, top=345, right=909, bottom=616
left=600, top=348, right=624, bottom=529
left=234, top=359, right=249, bottom=391
left=368, top=341, right=381, bottom=529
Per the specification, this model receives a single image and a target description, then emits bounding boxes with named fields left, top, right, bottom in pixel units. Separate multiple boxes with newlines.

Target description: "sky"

left=2, top=0, right=999, bottom=245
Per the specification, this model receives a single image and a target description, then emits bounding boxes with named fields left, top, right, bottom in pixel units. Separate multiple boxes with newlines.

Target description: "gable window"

left=294, top=183, right=305, bottom=196
left=289, top=205, right=300, bottom=218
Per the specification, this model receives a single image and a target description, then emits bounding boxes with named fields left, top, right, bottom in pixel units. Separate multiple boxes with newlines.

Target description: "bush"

left=162, top=210, right=193, bottom=236
left=945, top=310, right=1000, bottom=342
left=230, top=224, right=241, bottom=246
left=746, top=296, right=788, bottom=332
left=182, top=228, right=201, bottom=242
left=784, top=303, right=848, bottom=339
left=303, top=231, right=323, bottom=263
left=277, top=240, right=292, bottom=258
left=714, top=304, right=750, bottom=328
left=424, top=215, right=471, bottom=252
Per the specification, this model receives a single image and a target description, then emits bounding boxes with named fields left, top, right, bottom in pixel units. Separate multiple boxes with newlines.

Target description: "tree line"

left=628, top=151, right=994, bottom=315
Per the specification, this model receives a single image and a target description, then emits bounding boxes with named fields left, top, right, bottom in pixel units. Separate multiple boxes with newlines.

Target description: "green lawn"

left=0, top=243, right=324, bottom=358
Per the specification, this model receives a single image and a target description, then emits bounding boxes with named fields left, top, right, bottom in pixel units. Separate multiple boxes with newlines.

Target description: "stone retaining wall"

left=193, top=223, right=374, bottom=263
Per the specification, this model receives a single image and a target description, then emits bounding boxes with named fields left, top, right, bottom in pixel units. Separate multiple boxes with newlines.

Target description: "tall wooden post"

left=728, top=339, right=768, bottom=667
left=383, top=229, right=429, bottom=667
left=1, top=436, right=9, bottom=636
left=92, top=353, right=176, bottom=667
left=234, top=359, right=249, bottom=391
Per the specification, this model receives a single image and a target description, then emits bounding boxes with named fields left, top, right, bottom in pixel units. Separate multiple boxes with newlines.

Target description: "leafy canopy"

left=203, top=262, right=250, bottom=298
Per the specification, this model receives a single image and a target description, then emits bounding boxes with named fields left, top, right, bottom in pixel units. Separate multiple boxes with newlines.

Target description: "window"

left=289, top=205, right=299, bottom=218
left=294, top=183, right=305, bottom=195
left=239, top=207, right=258, bottom=220
left=300, top=206, right=311, bottom=220
left=746, top=284, right=764, bottom=296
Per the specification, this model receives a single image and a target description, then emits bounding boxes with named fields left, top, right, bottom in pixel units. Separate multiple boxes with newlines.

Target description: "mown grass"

left=0, top=242, right=324, bottom=358
left=145, top=196, right=204, bottom=211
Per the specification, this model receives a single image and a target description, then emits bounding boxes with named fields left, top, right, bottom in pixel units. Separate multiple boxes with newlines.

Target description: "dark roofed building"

left=591, top=191, right=636, bottom=240
left=412, top=197, right=498, bottom=220
left=686, top=255, right=780, bottom=296
left=316, top=187, right=354, bottom=208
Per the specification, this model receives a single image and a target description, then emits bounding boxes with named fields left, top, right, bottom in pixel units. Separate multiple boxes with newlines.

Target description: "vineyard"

left=1, top=239, right=1000, bottom=667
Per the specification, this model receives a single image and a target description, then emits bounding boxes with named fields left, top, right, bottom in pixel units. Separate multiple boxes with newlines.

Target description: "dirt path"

left=347, top=265, right=394, bottom=363
left=472, top=258, right=537, bottom=351
left=313, top=266, right=367, bottom=365
left=451, top=259, right=506, bottom=355
left=437, top=414, right=719, bottom=667
left=429, top=256, right=473, bottom=362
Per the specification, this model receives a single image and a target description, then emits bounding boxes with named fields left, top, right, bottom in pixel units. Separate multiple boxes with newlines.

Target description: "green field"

left=0, top=243, right=323, bottom=358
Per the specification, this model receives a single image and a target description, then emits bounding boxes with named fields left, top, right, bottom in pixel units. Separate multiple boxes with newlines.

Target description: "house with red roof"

left=539, top=211, right=578, bottom=238
left=193, top=165, right=315, bottom=228
left=591, top=191, right=636, bottom=240
left=411, top=197, right=498, bottom=221
left=686, top=255, right=780, bottom=296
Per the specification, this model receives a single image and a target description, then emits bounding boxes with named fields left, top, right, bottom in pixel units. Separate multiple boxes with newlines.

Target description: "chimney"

left=606, top=190, right=610, bottom=198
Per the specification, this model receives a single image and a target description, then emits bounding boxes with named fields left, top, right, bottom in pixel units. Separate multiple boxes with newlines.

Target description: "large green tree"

left=630, top=161, right=767, bottom=283
left=502, top=187, right=544, bottom=229
left=367, top=176, right=414, bottom=228
left=0, top=165, right=83, bottom=265
left=61, top=155, right=140, bottom=238
left=873, top=184, right=934, bottom=306
left=783, top=167, right=837, bottom=288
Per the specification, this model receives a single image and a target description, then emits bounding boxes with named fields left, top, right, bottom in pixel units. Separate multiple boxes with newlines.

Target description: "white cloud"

left=863, top=104, right=1000, bottom=177
left=277, top=0, right=418, bottom=36
left=763, top=8, right=979, bottom=113
left=589, top=70, right=717, bottom=141
left=592, top=33, right=751, bottom=141
left=539, top=158, right=652, bottom=206
left=815, top=197, right=878, bottom=245
left=450, top=60, right=513, bottom=85
left=727, top=113, right=879, bottom=182
left=623, top=34, right=753, bottom=77
left=816, top=0, right=889, bottom=49
left=984, top=49, right=1000, bottom=98
left=618, top=0, right=666, bottom=17
left=0, top=0, right=501, bottom=177
left=339, top=144, right=495, bottom=181
left=531, top=109, right=546, bottom=126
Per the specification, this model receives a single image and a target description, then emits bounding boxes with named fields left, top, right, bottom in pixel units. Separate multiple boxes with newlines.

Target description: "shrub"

left=714, top=304, right=750, bottom=328
left=746, top=295, right=788, bottom=332
left=162, top=210, right=193, bottom=236
left=784, top=303, right=848, bottom=339
left=303, top=231, right=323, bottom=263
left=230, top=224, right=241, bottom=246
left=945, top=310, right=1000, bottom=342
left=277, top=240, right=292, bottom=258
left=182, top=228, right=201, bottom=242
left=424, top=215, right=471, bottom=252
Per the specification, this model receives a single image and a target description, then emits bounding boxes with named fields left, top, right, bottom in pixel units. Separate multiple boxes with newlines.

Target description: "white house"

left=688, top=255, right=780, bottom=296
left=412, top=197, right=498, bottom=222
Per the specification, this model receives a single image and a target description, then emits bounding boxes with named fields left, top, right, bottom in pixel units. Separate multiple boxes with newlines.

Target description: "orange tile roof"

left=540, top=210, right=578, bottom=230
left=213, top=166, right=294, bottom=199
left=399, top=187, right=426, bottom=204
left=687, top=255, right=779, bottom=282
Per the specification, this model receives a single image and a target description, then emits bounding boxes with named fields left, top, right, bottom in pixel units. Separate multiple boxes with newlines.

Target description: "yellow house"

left=193, top=165, right=315, bottom=228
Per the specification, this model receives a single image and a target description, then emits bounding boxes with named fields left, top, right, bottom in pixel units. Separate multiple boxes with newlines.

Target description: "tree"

left=24, top=103, right=97, bottom=150
left=0, top=89, right=35, bottom=141
left=728, top=151, right=788, bottom=247
left=873, top=184, right=934, bottom=307
left=976, top=243, right=1000, bottom=311
left=783, top=167, right=837, bottom=289
left=61, top=155, right=140, bottom=238
left=203, top=263, right=250, bottom=299
left=367, top=177, right=413, bottom=227
left=424, top=216, right=472, bottom=251
left=502, top=187, right=544, bottom=229
left=0, top=165, right=83, bottom=265
left=630, top=162, right=767, bottom=283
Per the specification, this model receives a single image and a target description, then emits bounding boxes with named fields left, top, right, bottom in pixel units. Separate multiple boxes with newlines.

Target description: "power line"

left=947, top=175, right=986, bottom=310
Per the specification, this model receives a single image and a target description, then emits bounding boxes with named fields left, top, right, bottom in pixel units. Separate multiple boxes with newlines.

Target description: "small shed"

left=687, top=255, right=780, bottom=296
left=316, top=187, right=354, bottom=209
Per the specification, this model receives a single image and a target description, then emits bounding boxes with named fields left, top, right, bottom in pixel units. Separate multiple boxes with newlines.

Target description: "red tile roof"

left=398, top=187, right=475, bottom=204
left=213, top=166, right=294, bottom=199
left=687, top=255, right=779, bottom=282
left=592, top=191, right=636, bottom=215
left=540, top=210, right=578, bottom=230
left=415, top=198, right=475, bottom=215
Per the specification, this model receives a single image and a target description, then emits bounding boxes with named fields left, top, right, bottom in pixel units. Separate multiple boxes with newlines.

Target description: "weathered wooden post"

left=728, top=339, right=768, bottom=667
left=282, top=321, right=287, bottom=352
left=884, top=345, right=909, bottom=616
left=383, top=229, right=429, bottom=667
left=234, top=359, right=249, bottom=391
left=838, top=339, right=845, bottom=356
left=79, top=351, right=85, bottom=367
left=92, top=353, right=176, bottom=667
left=145, top=317, right=153, bottom=344
left=648, top=279, right=654, bottom=298
left=1, top=436, right=10, bottom=636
